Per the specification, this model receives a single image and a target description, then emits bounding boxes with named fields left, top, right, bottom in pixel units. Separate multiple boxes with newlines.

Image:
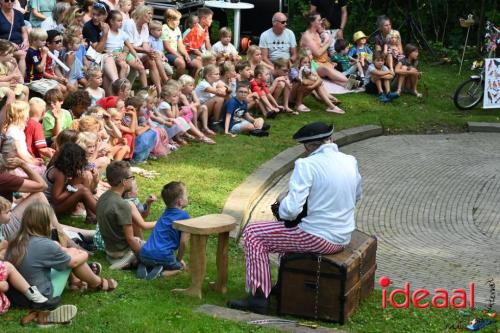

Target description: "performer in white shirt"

left=228, top=122, right=363, bottom=314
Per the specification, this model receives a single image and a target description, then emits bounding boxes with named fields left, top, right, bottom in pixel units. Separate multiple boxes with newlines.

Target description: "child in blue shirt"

left=137, top=181, right=190, bottom=280
left=348, top=31, right=373, bottom=70
left=224, top=82, right=269, bottom=137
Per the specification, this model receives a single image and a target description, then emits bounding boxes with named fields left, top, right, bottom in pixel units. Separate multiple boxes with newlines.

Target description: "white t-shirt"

left=105, top=29, right=129, bottom=53
left=158, top=101, right=171, bottom=117
left=195, top=80, right=214, bottom=104
left=6, top=125, right=29, bottom=157
left=259, top=28, right=297, bottom=62
left=123, top=19, right=149, bottom=47
left=41, top=17, right=64, bottom=33
left=212, top=41, right=238, bottom=56
left=364, top=63, right=389, bottom=85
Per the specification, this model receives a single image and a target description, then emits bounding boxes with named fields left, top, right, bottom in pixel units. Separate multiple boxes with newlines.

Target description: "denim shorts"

left=139, top=253, right=183, bottom=271
left=230, top=120, right=252, bottom=134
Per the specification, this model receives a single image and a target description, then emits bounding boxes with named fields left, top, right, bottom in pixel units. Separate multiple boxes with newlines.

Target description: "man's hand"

left=146, top=194, right=157, bottom=204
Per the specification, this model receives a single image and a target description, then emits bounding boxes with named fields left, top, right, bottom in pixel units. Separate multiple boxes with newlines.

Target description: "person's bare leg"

left=383, top=79, right=391, bottom=94
left=386, top=54, right=394, bottom=72
left=206, top=96, right=225, bottom=122
left=155, top=57, right=169, bottom=82
left=317, top=65, right=348, bottom=85
left=174, top=57, right=186, bottom=78
left=5, top=261, right=31, bottom=292
left=147, top=57, right=162, bottom=95
left=374, top=78, right=383, bottom=94
left=317, top=84, right=336, bottom=108
left=396, top=74, right=406, bottom=94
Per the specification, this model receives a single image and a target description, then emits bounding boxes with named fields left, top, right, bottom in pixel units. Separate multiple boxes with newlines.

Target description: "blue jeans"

left=139, top=253, right=183, bottom=271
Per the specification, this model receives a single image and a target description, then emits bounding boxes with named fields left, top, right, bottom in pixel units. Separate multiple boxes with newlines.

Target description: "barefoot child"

left=394, top=44, right=422, bottom=98
left=250, top=64, right=282, bottom=118
left=137, top=181, right=190, bottom=280
left=178, top=74, right=214, bottom=136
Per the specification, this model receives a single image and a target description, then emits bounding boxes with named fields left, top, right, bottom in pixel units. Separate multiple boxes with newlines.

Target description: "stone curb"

left=196, top=304, right=350, bottom=333
left=467, top=122, right=500, bottom=132
left=223, top=125, right=383, bottom=238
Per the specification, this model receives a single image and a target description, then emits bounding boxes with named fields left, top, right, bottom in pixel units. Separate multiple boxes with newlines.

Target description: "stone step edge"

left=196, top=304, right=350, bottom=333
left=467, top=122, right=500, bottom=133
left=222, top=125, right=383, bottom=239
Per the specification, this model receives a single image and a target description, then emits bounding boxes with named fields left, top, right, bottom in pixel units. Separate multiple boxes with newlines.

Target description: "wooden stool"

left=172, top=214, right=236, bottom=299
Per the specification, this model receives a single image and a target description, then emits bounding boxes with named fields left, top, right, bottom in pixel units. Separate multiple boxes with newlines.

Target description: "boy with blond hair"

left=148, top=20, right=173, bottom=80
left=25, top=98, right=55, bottom=159
left=212, top=27, right=240, bottom=63
left=25, top=29, right=61, bottom=96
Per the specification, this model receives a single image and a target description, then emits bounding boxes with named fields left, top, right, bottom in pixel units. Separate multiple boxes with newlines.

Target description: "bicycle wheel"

left=453, top=78, right=484, bottom=110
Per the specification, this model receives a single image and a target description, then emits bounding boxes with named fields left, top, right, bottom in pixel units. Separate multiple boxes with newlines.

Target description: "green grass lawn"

left=3, top=63, right=500, bottom=332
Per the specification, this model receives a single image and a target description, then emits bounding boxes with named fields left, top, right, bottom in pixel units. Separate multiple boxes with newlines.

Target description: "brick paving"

left=248, top=133, right=500, bottom=303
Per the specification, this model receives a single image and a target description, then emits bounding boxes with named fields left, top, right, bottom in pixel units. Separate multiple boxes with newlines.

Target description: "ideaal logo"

left=379, top=276, right=475, bottom=309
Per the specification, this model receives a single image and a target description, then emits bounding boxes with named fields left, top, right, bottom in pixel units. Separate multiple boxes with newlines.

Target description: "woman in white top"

left=122, top=5, right=163, bottom=95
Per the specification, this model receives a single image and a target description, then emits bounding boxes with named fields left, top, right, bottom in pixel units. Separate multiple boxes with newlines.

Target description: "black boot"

left=227, top=288, right=270, bottom=314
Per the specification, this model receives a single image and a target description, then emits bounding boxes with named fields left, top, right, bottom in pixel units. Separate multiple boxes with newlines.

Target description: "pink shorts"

left=180, top=106, right=194, bottom=123
left=0, top=261, right=10, bottom=314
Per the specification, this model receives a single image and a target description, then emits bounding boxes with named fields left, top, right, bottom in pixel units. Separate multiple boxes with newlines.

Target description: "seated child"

left=42, top=88, right=74, bottom=145
left=85, top=67, right=106, bottom=106
left=3, top=101, right=46, bottom=174
left=183, top=7, right=213, bottom=65
left=235, top=60, right=259, bottom=109
left=364, top=52, right=398, bottom=103
left=318, top=18, right=336, bottom=57
left=25, top=98, right=55, bottom=160
left=385, top=31, right=404, bottom=73
left=194, top=64, right=227, bottom=130
left=212, top=27, right=241, bottom=63
left=137, top=181, right=190, bottom=279
left=149, top=20, right=172, bottom=82
left=118, top=0, right=132, bottom=20
left=394, top=44, right=422, bottom=97
left=0, top=40, right=28, bottom=106
left=247, top=45, right=273, bottom=72
left=349, top=31, right=373, bottom=70
left=269, top=58, right=296, bottom=114
left=331, top=39, right=364, bottom=79
left=249, top=64, right=282, bottom=118
left=162, top=9, right=192, bottom=76
left=182, top=14, right=198, bottom=39
left=178, top=74, right=214, bottom=136
left=25, top=29, right=60, bottom=96
left=63, top=28, right=89, bottom=88
left=105, top=108, right=131, bottom=161
left=224, top=83, right=269, bottom=137
left=44, top=30, right=72, bottom=95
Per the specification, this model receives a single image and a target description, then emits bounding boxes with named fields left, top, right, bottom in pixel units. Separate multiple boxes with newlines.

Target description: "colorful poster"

left=483, top=58, right=500, bottom=109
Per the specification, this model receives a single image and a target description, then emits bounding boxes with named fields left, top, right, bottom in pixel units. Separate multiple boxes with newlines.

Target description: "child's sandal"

left=90, top=277, right=118, bottom=292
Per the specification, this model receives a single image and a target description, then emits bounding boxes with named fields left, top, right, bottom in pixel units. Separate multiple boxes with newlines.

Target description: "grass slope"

left=2, top=64, right=499, bottom=332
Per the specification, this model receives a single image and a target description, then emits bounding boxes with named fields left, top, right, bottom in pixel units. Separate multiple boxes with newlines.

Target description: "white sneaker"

left=24, top=286, right=48, bottom=304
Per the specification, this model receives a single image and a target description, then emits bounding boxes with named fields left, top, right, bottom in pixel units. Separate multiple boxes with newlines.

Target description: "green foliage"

left=286, top=0, right=499, bottom=62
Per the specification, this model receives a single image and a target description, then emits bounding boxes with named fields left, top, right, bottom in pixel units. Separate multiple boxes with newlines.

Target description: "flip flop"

left=296, top=104, right=311, bottom=112
left=326, top=106, right=345, bottom=114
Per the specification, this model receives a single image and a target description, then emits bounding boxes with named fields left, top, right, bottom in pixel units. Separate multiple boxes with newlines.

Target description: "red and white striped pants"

left=244, top=221, right=344, bottom=298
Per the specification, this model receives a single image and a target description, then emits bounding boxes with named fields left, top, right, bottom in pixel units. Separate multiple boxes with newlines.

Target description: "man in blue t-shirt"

left=138, top=181, right=190, bottom=280
left=224, top=82, right=270, bottom=137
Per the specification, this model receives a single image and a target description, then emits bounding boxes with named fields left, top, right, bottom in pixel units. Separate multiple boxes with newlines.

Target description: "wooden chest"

left=277, top=230, right=377, bottom=324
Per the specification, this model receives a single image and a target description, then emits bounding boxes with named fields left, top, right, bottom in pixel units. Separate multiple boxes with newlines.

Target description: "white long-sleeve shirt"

left=279, top=143, right=362, bottom=245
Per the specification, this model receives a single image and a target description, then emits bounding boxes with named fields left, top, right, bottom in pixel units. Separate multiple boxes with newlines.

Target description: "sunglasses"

left=52, top=39, right=63, bottom=44
left=276, top=20, right=287, bottom=25
left=3, top=0, right=16, bottom=3
left=125, top=175, right=135, bottom=180
left=93, top=2, right=107, bottom=13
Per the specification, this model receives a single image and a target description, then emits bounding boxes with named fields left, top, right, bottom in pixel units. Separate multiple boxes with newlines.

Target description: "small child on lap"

left=137, top=181, right=190, bottom=280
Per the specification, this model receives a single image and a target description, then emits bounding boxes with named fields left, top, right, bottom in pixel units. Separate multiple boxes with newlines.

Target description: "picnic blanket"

left=323, top=80, right=365, bottom=94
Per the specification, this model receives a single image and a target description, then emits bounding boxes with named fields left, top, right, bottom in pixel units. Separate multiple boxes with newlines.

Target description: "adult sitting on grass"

left=97, top=161, right=155, bottom=270
left=228, top=122, right=362, bottom=314
left=6, top=202, right=117, bottom=325
left=259, top=12, right=297, bottom=66
left=300, top=12, right=348, bottom=87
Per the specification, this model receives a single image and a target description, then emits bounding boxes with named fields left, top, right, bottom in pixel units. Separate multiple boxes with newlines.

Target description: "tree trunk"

left=476, top=0, right=486, bottom=51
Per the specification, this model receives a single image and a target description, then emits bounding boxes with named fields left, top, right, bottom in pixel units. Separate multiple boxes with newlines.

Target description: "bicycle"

left=453, top=21, right=500, bottom=110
